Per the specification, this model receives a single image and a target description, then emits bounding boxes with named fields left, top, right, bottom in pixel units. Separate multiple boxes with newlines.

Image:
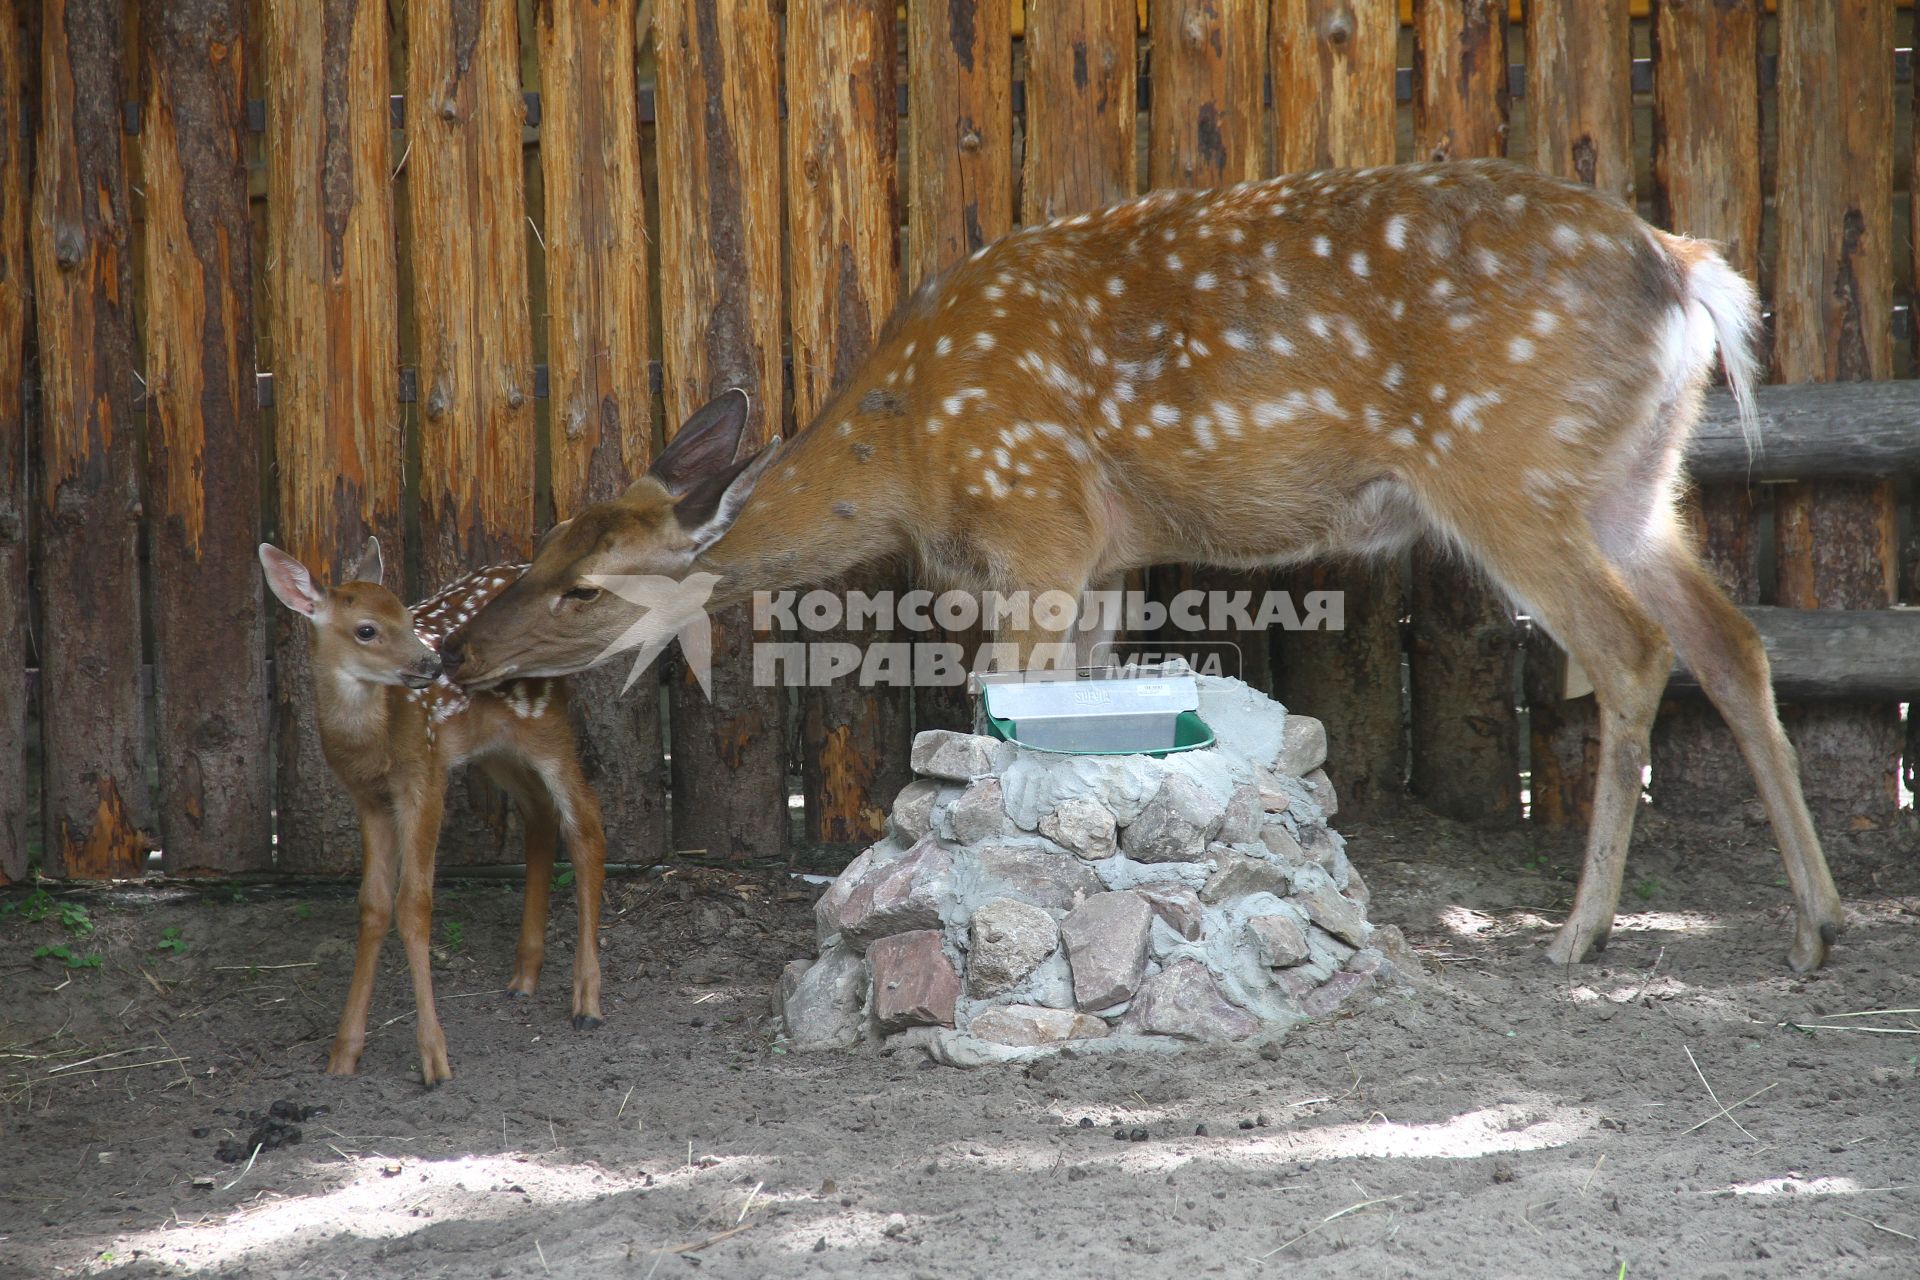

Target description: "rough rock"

left=1002, top=753, right=1167, bottom=829
left=1254, top=767, right=1292, bottom=813
left=1303, top=768, right=1338, bottom=819
left=782, top=946, right=868, bottom=1050
left=1135, top=883, right=1205, bottom=941
left=774, top=958, right=812, bottom=1017
left=1038, top=795, right=1117, bottom=860
left=1300, top=968, right=1374, bottom=1019
left=948, top=778, right=1015, bottom=843
left=888, top=779, right=948, bottom=843
left=1122, top=774, right=1225, bottom=863
left=1216, top=783, right=1263, bottom=845
left=1343, top=864, right=1371, bottom=910
left=1293, top=872, right=1370, bottom=949
left=1274, top=715, right=1327, bottom=776
left=1060, top=892, right=1155, bottom=1009
left=1369, top=924, right=1422, bottom=980
left=967, top=898, right=1059, bottom=997
left=1201, top=849, right=1294, bottom=904
left=869, top=930, right=961, bottom=1032
left=1259, top=820, right=1306, bottom=863
left=911, top=730, right=1014, bottom=781
left=967, top=1004, right=1109, bottom=1048
left=1247, top=913, right=1310, bottom=967
left=973, top=840, right=1102, bottom=911
left=1118, top=959, right=1260, bottom=1042
left=827, top=838, right=954, bottom=947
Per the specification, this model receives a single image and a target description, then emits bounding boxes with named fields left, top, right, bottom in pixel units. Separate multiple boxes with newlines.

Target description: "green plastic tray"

left=984, top=708, right=1216, bottom=758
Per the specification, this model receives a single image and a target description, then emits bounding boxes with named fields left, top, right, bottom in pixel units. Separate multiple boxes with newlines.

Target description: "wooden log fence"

left=0, top=0, right=28, bottom=884
left=0, top=2, right=1913, bottom=884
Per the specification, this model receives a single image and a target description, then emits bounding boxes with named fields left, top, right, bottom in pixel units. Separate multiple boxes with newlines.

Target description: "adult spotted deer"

left=453, top=158, right=1842, bottom=973
left=260, top=538, right=606, bottom=1085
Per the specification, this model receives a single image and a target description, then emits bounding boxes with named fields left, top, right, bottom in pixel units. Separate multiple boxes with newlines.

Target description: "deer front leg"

left=989, top=578, right=1095, bottom=676
left=329, top=803, right=400, bottom=1075
left=508, top=800, right=557, bottom=998
left=394, top=785, right=453, bottom=1086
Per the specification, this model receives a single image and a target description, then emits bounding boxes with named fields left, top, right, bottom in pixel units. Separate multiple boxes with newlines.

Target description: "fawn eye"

left=563, top=585, right=602, bottom=603
left=354, top=623, right=378, bottom=642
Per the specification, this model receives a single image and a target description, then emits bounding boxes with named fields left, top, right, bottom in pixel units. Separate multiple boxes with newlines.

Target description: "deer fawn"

left=453, top=158, right=1844, bottom=974
left=260, top=537, right=607, bottom=1085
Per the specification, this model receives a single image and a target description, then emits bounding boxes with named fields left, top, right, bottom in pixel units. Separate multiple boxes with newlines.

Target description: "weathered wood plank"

left=1666, top=608, right=1920, bottom=703
left=655, top=0, right=788, bottom=861
left=1269, top=0, right=1403, bottom=817
left=1021, top=0, right=1135, bottom=222
left=141, top=0, right=273, bottom=875
left=788, top=0, right=911, bottom=845
left=1524, top=0, right=1630, bottom=197
left=0, top=0, right=29, bottom=882
left=1519, top=0, right=1631, bottom=829
left=1686, top=382, right=1920, bottom=482
left=33, top=0, right=150, bottom=878
left=1270, top=0, right=1396, bottom=174
left=534, top=0, right=666, bottom=863
left=1772, top=0, right=1901, bottom=829
left=906, top=0, right=1012, bottom=734
left=263, top=0, right=403, bottom=873
left=407, top=0, right=536, bottom=866
left=1406, top=0, right=1517, bottom=822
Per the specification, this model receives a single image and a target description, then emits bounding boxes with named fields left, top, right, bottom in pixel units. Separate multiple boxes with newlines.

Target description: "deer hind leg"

left=531, top=736, right=607, bottom=1031
left=1616, top=529, right=1843, bottom=972
left=329, top=802, right=400, bottom=1075
left=484, top=760, right=557, bottom=998
left=1433, top=502, right=1672, bottom=966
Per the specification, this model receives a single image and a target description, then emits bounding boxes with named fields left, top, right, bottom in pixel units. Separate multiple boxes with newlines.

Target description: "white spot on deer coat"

left=1508, top=336, right=1535, bottom=362
left=1384, top=215, right=1409, bottom=250
left=1348, top=251, right=1369, bottom=278
left=1311, top=235, right=1331, bottom=257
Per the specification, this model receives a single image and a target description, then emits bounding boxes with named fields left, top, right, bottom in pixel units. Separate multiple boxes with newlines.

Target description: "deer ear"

left=648, top=388, right=752, bottom=495
left=259, top=543, right=325, bottom=617
left=346, top=535, right=384, bottom=586
left=674, top=436, right=783, bottom=552
left=533, top=517, right=573, bottom=558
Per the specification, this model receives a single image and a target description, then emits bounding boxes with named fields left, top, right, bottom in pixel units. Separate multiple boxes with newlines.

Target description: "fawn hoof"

left=1788, top=915, right=1840, bottom=974
left=1543, top=920, right=1610, bottom=967
left=571, top=1014, right=603, bottom=1031
left=505, top=987, right=533, bottom=1000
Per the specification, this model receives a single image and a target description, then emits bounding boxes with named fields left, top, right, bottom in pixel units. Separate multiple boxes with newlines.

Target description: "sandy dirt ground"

left=3, top=809, right=1917, bottom=1279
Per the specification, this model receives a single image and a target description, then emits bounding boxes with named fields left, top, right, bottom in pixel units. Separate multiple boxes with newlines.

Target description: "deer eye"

left=563, top=585, right=602, bottom=603
left=354, top=623, right=378, bottom=642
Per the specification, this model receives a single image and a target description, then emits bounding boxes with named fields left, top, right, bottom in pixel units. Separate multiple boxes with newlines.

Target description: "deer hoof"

left=571, top=1014, right=603, bottom=1031
left=1542, top=921, right=1609, bottom=967
left=505, top=987, right=533, bottom=1000
left=1789, top=916, right=1839, bottom=974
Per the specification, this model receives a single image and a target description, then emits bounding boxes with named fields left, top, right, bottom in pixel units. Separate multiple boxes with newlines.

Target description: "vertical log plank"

left=906, top=0, right=1012, bottom=733
left=534, top=0, right=666, bottom=863
left=788, top=0, right=911, bottom=844
left=407, top=0, right=536, bottom=865
left=1520, top=0, right=1631, bottom=829
left=1523, top=0, right=1630, bottom=196
left=1270, top=0, right=1395, bottom=174
left=1021, top=0, right=1136, bottom=223
left=1144, top=1, right=1273, bottom=695
left=1647, top=0, right=1764, bottom=815
left=1407, top=0, right=1516, bottom=821
left=1270, top=0, right=1403, bottom=816
left=141, top=0, right=272, bottom=874
left=655, top=0, right=788, bottom=861
left=1772, top=0, right=1900, bottom=828
left=32, top=0, right=150, bottom=877
left=263, top=0, right=403, bottom=873
left=0, top=0, right=29, bottom=881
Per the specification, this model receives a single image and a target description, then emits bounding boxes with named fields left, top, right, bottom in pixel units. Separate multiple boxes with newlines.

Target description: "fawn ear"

left=533, top=517, right=573, bottom=558
left=674, top=436, right=783, bottom=552
left=259, top=544, right=325, bottom=617
left=648, top=388, right=752, bottom=495
left=346, top=535, right=384, bottom=586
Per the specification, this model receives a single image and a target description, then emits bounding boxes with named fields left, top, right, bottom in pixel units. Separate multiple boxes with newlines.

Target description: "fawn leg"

left=394, top=785, right=453, bottom=1085
left=1622, top=532, right=1844, bottom=971
left=546, top=753, right=607, bottom=1030
left=328, top=803, right=399, bottom=1075
left=488, top=761, right=556, bottom=998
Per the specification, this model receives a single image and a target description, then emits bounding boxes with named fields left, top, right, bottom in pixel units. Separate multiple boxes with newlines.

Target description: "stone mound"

left=775, top=675, right=1404, bottom=1065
